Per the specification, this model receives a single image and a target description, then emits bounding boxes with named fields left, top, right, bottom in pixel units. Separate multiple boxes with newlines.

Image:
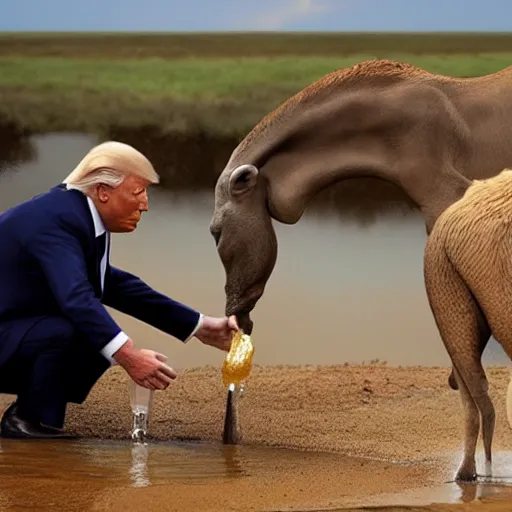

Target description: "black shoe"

left=0, top=402, right=77, bottom=440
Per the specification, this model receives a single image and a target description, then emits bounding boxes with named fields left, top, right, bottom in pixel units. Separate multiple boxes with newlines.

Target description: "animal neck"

left=264, top=145, right=397, bottom=224
left=228, top=88, right=407, bottom=224
left=226, top=62, right=480, bottom=228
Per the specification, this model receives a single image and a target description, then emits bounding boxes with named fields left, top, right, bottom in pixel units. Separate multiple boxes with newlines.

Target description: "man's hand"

left=113, top=339, right=177, bottom=390
left=195, top=315, right=239, bottom=351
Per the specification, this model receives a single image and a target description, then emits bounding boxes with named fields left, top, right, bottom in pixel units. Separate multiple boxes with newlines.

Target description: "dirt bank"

left=2, top=364, right=511, bottom=462
left=79, top=364, right=512, bottom=461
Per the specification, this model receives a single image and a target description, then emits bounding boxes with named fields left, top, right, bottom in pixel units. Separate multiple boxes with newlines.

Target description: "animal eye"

left=235, top=171, right=251, bottom=185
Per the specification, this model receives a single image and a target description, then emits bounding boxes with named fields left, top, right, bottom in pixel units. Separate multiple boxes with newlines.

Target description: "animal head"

left=210, top=163, right=277, bottom=335
left=210, top=59, right=433, bottom=333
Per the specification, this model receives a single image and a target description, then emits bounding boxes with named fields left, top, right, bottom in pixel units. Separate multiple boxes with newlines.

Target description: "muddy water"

left=2, top=437, right=512, bottom=511
left=2, top=437, right=512, bottom=512
left=0, top=132, right=509, bottom=369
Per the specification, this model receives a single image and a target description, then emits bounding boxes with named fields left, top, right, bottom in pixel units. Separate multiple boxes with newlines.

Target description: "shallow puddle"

left=2, top=439, right=512, bottom=511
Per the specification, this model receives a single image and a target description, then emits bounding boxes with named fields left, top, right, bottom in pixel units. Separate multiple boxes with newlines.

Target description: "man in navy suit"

left=0, top=141, right=238, bottom=439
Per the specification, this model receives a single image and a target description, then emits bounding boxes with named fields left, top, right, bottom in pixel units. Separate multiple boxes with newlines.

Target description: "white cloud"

left=236, top=0, right=333, bottom=30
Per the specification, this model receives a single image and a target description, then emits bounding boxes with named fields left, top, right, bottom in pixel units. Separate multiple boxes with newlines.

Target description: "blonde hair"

left=63, top=140, right=160, bottom=193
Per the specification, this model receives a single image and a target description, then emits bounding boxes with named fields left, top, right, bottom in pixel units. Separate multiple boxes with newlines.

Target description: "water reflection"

left=3, top=438, right=512, bottom=510
left=0, top=129, right=510, bottom=368
left=0, top=439, right=255, bottom=510
left=456, top=480, right=512, bottom=502
left=126, top=442, right=248, bottom=488
left=0, top=124, right=418, bottom=224
left=130, top=443, right=150, bottom=488
left=0, top=124, right=37, bottom=173
left=368, top=479, right=512, bottom=508
left=104, top=125, right=418, bottom=223
left=0, top=438, right=289, bottom=487
left=105, top=125, right=238, bottom=193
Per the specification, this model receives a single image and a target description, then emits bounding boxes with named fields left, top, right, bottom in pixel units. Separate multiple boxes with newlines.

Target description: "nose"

left=139, top=190, right=149, bottom=211
left=209, top=225, right=221, bottom=246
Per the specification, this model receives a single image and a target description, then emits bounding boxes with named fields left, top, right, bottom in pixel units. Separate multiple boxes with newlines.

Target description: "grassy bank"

left=2, top=33, right=510, bottom=218
left=1, top=52, right=511, bottom=136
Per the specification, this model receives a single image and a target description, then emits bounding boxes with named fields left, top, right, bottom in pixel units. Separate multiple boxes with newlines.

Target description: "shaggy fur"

left=424, top=168, right=512, bottom=482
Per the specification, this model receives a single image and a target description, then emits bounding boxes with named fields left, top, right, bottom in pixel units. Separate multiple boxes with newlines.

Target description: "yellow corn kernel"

left=222, top=330, right=254, bottom=387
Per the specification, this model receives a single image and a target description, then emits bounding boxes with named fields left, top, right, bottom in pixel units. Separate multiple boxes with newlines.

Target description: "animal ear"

left=228, top=164, right=259, bottom=196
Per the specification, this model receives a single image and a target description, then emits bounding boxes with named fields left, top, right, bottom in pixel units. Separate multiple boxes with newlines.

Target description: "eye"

left=235, top=171, right=251, bottom=186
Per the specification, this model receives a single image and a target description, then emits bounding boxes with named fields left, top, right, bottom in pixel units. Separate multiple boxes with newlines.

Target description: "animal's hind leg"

left=448, top=325, right=493, bottom=475
left=451, top=366, right=480, bottom=480
left=448, top=332, right=494, bottom=481
left=447, top=312, right=491, bottom=394
left=424, top=247, right=494, bottom=482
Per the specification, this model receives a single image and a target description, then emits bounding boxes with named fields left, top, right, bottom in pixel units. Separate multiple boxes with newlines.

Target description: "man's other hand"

left=195, top=315, right=239, bottom=351
left=113, top=340, right=177, bottom=390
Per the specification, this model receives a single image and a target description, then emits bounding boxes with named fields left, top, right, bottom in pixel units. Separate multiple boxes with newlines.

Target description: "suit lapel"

left=54, top=185, right=104, bottom=298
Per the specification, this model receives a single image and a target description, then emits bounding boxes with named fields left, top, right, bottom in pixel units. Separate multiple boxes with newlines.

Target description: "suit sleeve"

left=102, top=266, right=202, bottom=342
left=25, top=213, right=123, bottom=352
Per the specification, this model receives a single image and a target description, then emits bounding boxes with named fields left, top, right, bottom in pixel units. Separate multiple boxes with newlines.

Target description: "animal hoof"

left=455, top=466, right=477, bottom=482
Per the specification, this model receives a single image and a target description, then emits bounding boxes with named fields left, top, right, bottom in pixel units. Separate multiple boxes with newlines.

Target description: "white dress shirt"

left=65, top=186, right=203, bottom=364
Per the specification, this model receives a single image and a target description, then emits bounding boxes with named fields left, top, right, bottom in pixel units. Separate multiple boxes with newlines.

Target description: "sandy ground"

left=2, top=363, right=512, bottom=511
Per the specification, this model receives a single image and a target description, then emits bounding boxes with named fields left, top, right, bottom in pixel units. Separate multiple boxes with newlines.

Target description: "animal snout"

left=209, top=225, right=221, bottom=246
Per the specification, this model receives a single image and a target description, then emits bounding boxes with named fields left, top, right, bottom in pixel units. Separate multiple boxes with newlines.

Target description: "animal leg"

left=425, top=215, right=491, bottom=398
left=448, top=316, right=490, bottom=393
left=448, top=335, right=494, bottom=481
left=452, top=366, right=479, bottom=480
left=424, top=242, right=494, bottom=482
left=448, top=322, right=492, bottom=476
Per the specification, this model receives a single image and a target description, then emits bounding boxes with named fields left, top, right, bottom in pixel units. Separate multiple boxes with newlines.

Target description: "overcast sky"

left=1, top=0, right=510, bottom=32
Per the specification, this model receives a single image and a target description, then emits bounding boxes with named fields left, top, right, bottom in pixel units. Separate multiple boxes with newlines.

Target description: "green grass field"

left=0, top=32, right=511, bottom=136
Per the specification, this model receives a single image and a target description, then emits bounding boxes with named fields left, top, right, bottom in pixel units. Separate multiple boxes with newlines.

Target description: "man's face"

left=94, top=174, right=151, bottom=233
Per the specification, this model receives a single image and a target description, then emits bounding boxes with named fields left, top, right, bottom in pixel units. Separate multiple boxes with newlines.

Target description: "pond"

left=0, top=131, right=508, bottom=369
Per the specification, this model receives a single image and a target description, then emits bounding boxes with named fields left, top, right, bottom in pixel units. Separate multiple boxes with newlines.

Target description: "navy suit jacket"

left=0, top=184, right=201, bottom=368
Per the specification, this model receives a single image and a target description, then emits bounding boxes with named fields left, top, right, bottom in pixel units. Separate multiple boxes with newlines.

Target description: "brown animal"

left=210, top=59, right=512, bottom=443
left=424, top=168, right=512, bottom=482
left=210, top=59, right=512, bottom=336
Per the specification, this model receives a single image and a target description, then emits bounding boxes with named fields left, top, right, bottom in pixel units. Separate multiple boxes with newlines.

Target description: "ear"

left=228, top=164, right=259, bottom=197
left=96, top=183, right=111, bottom=203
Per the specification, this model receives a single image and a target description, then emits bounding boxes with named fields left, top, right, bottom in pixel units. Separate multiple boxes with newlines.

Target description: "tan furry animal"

left=424, top=168, right=512, bottom=482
